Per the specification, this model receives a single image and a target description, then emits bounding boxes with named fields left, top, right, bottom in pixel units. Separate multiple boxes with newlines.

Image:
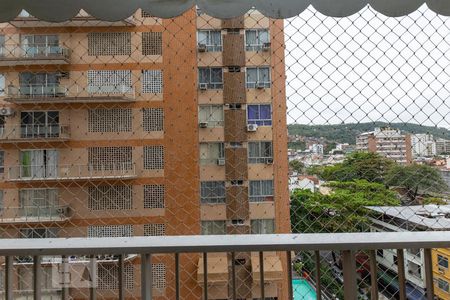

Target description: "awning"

left=0, top=0, right=449, bottom=22
left=197, top=254, right=228, bottom=284
left=251, top=254, right=283, bottom=283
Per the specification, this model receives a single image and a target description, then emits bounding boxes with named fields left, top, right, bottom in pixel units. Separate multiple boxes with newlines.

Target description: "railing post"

left=231, top=252, right=236, bottom=300
left=286, top=251, right=293, bottom=300
left=424, top=248, right=434, bottom=300
left=203, top=252, right=208, bottom=300
left=369, top=250, right=378, bottom=300
left=175, top=253, right=180, bottom=300
left=314, top=250, right=322, bottom=300
left=118, top=254, right=125, bottom=300
left=89, top=255, right=97, bottom=300
left=259, top=251, right=265, bottom=300
left=33, top=255, right=42, bottom=300
left=61, top=255, right=69, bottom=300
left=342, top=250, right=357, bottom=300
left=141, top=253, right=152, bottom=300
left=397, top=249, right=406, bottom=300
left=5, top=256, right=13, bottom=300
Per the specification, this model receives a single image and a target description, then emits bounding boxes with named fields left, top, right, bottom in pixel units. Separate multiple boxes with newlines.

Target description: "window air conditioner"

left=199, top=83, right=208, bottom=90
left=247, top=124, right=258, bottom=132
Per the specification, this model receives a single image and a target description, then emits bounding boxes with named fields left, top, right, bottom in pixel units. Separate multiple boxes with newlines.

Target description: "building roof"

left=298, top=175, right=320, bottom=185
left=366, top=205, right=450, bottom=230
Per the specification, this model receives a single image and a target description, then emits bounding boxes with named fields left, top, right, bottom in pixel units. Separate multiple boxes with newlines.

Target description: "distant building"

left=436, top=138, right=450, bottom=155
left=289, top=175, right=320, bottom=192
left=309, top=143, right=324, bottom=155
left=331, top=143, right=355, bottom=155
left=411, top=134, right=436, bottom=158
left=356, top=127, right=412, bottom=164
left=367, top=205, right=450, bottom=299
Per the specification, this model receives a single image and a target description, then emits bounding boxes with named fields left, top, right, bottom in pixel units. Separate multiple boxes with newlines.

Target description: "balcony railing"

left=5, top=84, right=136, bottom=103
left=0, top=44, right=70, bottom=65
left=0, top=124, right=70, bottom=142
left=0, top=232, right=446, bottom=300
left=6, top=163, right=137, bottom=182
left=0, top=205, right=71, bottom=224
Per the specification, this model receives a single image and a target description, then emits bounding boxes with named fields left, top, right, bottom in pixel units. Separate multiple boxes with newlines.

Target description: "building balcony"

left=0, top=124, right=70, bottom=143
left=6, top=163, right=137, bottom=182
left=4, top=85, right=136, bottom=104
left=0, top=232, right=444, bottom=299
left=0, top=205, right=71, bottom=224
left=0, top=45, right=70, bottom=66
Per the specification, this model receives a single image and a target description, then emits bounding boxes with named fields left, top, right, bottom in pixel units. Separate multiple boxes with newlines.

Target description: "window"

left=142, top=108, right=164, bottom=132
left=0, top=150, right=4, bottom=173
left=143, top=146, right=164, bottom=170
left=199, top=105, right=224, bottom=127
left=249, top=180, right=273, bottom=202
left=0, top=35, right=4, bottom=54
left=0, top=73, right=5, bottom=96
left=20, top=228, right=58, bottom=238
left=88, top=32, right=131, bottom=56
left=144, top=224, right=166, bottom=236
left=251, top=219, right=275, bottom=234
left=19, top=189, right=58, bottom=216
left=200, top=143, right=225, bottom=165
left=87, top=225, right=133, bottom=238
left=201, top=221, right=226, bottom=235
left=439, top=278, right=450, bottom=293
left=197, top=30, right=222, bottom=52
left=88, top=109, right=132, bottom=132
left=21, top=35, right=60, bottom=57
left=0, top=191, right=3, bottom=211
left=247, top=104, right=272, bottom=126
left=87, top=70, right=132, bottom=94
left=152, top=263, right=166, bottom=289
left=246, top=67, right=271, bottom=88
left=88, top=147, right=133, bottom=171
left=198, top=67, right=223, bottom=89
left=88, top=185, right=133, bottom=210
left=20, top=111, right=60, bottom=138
left=248, top=141, right=273, bottom=163
left=142, top=32, right=162, bottom=55
left=200, top=181, right=226, bottom=204
left=20, top=149, right=58, bottom=179
left=97, top=264, right=134, bottom=290
left=142, top=70, right=163, bottom=94
left=245, top=29, right=269, bottom=51
left=144, top=185, right=165, bottom=208
left=19, top=72, right=60, bottom=96
left=438, top=255, right=449, bottom=269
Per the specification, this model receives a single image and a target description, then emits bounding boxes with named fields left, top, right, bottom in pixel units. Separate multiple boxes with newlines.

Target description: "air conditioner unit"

left=199, top=83, right=208, bottom=90
left=198, top=43, right=207, bottom=52
left=247, top=124, right=258, bottom=132
left=0, top=107, right=15, bottom=116
left=56, top=71, right=70, bottom=79
left=256, top=82, right=266, bottom=89
left=265, top=158, right=274, bottom=164
left=217, top=158, right=225, bottom=166
left=262, top=42, right=271, bottom=51
left=199, top=122, right=208, bottom=128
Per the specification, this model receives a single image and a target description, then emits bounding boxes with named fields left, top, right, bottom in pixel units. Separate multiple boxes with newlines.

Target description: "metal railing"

left=7, top=163, right=137, bottom=181
left=0, top=124, right=70, bottom=140
left=0, top=44, right=70, bottom=60
left=0, top=232, right=447, bottom=300
left=0, top=205, right=71, bottom=223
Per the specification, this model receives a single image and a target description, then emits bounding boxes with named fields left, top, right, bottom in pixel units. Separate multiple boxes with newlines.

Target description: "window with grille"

left=97, top=264, right=134, bottom=290
left=249, top=180, right=274, bottom=202
left=438, top=278, right=450, bottom=293
left=144, top=223, right=166, bottom=236
left=438, top=255, right=449, bottom=269
left=0, top=73, right=4, bottom=96
left=142, top=108, right=164, bottom=132
left=152, top=263, right=166, bottom=289
left=87, top=225, right=133, bottom=238
left=88, top=185, right=133, bottom=210
left=250, top=219, right=275, bottom=234
left=142, top=32, right=162, bottom=55
left=19, top=228, right=58, bottom=238
left=88, top=108, right=132, bottom=132
left=200, top=143, right=225, bottom=165
left=142, top=70, right=163, bottom=94
left=197, top=30, right=222, bottom=52
left=88, top=32, right=131, bottom=56
left=246, top=67, right=271, bottom=88
left=198, top=105, right=224, bottom=127
left=88, top=147, right=133, bottom=171
left=245, top=29, right=269, bottom=51
left=200, top=181, right=226, bottom=204
left=247, top=104, right=272, bottom=126
left=198, top=67, right=223, bottom=89
left=87, top=70, right=132, bottom=94
left=201, top=221, right=226, bottom=235
left=248, top=141, right=273, bottom=163
left=143, top=146, right=164, bottom=170
left=144, top=185, right=165, bottom=208
left=0, top=150, right=4, bottom=173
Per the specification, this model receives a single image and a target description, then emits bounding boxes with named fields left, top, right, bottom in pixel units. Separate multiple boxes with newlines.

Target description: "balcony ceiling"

left=0, top=0, right=449, bottom=21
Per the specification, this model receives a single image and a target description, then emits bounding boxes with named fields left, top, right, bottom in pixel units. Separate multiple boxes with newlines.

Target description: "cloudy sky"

left=284, top=4, right=450, bottom=129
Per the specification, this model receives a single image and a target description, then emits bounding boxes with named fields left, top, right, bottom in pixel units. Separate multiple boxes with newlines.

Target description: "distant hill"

left=288, top=122, right=450, bottom=145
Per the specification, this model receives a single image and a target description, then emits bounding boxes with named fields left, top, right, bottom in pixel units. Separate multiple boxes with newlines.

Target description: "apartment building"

left=356, top=127, right=413, bottom=164
left=0, top=8, right=289, bottom=300
left=436, top=138, right=450, bottom=155
left=411, top=133, right=436, bottom=158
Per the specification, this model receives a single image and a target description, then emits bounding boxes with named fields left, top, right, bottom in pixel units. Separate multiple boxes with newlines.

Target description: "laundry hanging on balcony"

left=0, top=0, right=450, bottom=22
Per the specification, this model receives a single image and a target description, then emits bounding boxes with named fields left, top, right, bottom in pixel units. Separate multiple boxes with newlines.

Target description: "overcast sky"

left=284, top=5, right=450, bottom=129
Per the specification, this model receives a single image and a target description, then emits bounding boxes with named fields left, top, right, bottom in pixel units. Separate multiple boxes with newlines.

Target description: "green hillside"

left=288, top=122, right=450, bottom=145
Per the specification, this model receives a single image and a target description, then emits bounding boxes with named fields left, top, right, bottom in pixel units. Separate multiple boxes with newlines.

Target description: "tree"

left=385, top=164, right=448, bottom=204
left=289, top=160, right=305, bottom=173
